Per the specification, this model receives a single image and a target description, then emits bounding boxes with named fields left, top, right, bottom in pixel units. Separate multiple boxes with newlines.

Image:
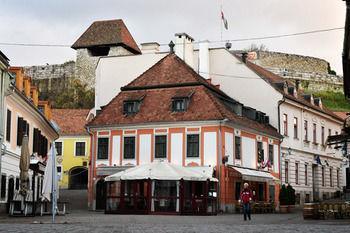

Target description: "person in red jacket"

left=239, top=183, right=253, bottom=221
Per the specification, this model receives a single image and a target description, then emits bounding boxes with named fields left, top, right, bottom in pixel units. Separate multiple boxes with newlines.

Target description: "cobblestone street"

left=0, top=211, right=349, bottom=233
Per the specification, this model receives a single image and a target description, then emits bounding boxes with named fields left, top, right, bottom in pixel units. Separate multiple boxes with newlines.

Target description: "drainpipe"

left=277, top=98, right=286, bottom=185
left=217, top=118, right=228, bottom=213
left=86, top=126, right=95, bottom=210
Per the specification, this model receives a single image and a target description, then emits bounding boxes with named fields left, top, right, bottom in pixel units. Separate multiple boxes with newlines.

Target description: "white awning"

left=105, top=160, right=218, bottom=182
left=231, top=166, right=279, bottom=183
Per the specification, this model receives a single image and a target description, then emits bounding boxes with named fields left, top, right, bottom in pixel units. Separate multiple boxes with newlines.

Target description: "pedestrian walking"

left=239, top=183, right=252, bottom=221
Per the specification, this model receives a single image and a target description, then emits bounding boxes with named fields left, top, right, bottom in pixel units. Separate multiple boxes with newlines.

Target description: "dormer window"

left=172, top=98, right=187, bottom=112
left=123, top=94, right=145, bottom=115
left=123, top=101, right=140, bottom=115
left=171, top=90, right=194, bottom=112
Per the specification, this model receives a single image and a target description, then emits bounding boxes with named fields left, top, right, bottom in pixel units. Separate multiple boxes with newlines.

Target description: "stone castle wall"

left=256, top=51, right=330, bottom=74
left=74, top=46, right=133, bottom=89
left=253, top=51, right=343, bottom=92
left=24, top=61, right=76, bottom=99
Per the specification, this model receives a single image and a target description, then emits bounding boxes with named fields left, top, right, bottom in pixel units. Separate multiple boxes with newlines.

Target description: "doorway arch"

left=68, top=167, right=88, bottom=190
left=6, top=177, right=14, bottom=213
left=95, top=179, right=106, bottom=210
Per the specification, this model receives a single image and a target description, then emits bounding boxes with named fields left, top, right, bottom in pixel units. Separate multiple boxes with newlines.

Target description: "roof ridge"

left=202, top=87, right=226, bottom=120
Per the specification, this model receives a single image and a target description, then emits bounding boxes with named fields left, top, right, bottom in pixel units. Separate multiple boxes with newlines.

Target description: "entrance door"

left=7, top=178, right=14, bottom=213
left=69, top=167, right=88, bottom=189
left=95, top=179, right=106, bottom=210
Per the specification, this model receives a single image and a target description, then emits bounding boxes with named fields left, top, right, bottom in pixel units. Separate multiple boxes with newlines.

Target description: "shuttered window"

left=6, top=110, right=11, bottom=142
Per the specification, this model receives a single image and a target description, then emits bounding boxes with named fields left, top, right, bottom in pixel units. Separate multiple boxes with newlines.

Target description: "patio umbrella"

left=19, top=135, right=30, bottom=197
left=42, top=145, right=59, bottom=201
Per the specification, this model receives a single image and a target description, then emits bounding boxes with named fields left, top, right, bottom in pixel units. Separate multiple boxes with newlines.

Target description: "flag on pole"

left=221, top=10, right=228, bottom=30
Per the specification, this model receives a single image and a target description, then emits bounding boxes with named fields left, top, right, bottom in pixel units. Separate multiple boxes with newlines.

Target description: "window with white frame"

left=283, top=114, right=288, bottom=136
left=97, top=138, right=109, bottom=160
left=293, top=117, right=298, bottom=139
left=75, top=141, right=86, bottom=156
left=186, top=134, right=199, bottom=158
left=123, top=136, right=135, bottom=159
left=55, top=141, right=62, bottom=156
left=155, top=135, right=167, bottom=159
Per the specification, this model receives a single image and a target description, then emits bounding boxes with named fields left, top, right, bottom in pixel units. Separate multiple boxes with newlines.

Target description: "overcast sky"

left=0, top=0, right=346, bottom=74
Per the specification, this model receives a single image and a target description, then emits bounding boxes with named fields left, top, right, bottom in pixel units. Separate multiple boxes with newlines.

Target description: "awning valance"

left=230, top=166, right=279, bottom=183
left=105, top=160, right=218, bottom=182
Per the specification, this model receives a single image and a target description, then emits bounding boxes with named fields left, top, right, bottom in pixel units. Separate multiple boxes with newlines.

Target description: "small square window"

left=55, top=142, right=62, bottom=156
left=123, top=101, right=140, bottom=115
left=172, top=98, right=187, bottom=112
left=75, top=142, right=86, bottom=156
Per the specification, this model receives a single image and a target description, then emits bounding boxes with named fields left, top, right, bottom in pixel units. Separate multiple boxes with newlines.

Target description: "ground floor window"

left=235, top=182, right=241, bottom=200
left=1, top=175, right=6, bottom=199
left=105, top=180, right=217, bottom=215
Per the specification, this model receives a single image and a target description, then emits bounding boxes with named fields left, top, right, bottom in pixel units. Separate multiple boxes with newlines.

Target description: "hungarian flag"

left=221, top=11, right=228, bottom=30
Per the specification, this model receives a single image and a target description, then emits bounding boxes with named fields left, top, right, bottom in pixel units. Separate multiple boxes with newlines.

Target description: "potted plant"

left=286, top=184, right=296, bottom=212
left=279, top=184, right=289, bottom=213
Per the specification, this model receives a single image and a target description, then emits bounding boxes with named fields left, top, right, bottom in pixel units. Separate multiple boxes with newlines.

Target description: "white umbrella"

left=42, top=145, right=59, bottom=201
left=42, top=144, right=59, bottom=222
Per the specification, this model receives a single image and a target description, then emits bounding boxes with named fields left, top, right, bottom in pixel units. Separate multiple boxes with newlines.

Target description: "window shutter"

left=17, top=117, right=23, bottom=146
left=6, top=110, right=11, bottom=142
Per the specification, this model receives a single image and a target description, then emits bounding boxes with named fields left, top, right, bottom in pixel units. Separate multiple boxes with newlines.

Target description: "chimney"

left=9, top=67, right=24, bottom=92
left=241, top=52, right=248, bottom=63
left=31, top=86, right=39, bottom=107
left=174, top=33, right=194, bottom=68
left=199, top=40, right=210, bottom=79
left=23, top=76, right=31, bottom=98
left=169, top=41, right=175, bottom=53
left=140, top=42, right=160, bottom=54
left=38, top=100, right=52, bottom=120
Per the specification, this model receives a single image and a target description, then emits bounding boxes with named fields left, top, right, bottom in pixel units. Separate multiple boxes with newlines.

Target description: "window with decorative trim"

left=155, top=135, right=167, bottom=159
left=186, top=134, right=199, bottom=158
left=97, top=138, right=109, bottom=160
left=123, top=136, right=135, bottom=159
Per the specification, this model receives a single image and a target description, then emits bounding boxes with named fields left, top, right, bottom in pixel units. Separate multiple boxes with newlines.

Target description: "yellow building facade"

left=52, top=109, right=90, bottom=189
left=55, top=136, right=90, bottom=189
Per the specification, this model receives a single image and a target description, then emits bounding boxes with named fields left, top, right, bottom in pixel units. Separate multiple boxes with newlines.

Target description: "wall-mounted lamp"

left=287, top=147, right=292, bottom=155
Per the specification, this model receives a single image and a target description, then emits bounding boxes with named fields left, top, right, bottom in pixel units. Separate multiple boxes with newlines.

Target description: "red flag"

left=221, top=11, right=228, bottom=30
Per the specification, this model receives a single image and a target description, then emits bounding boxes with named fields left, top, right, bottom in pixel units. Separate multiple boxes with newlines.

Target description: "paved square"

left=0, top=211, right=349, bottom=233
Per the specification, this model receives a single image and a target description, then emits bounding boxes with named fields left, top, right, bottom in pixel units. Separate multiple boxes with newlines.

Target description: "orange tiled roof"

left=52, top=109, right=90, bottom=136
left=71, top=19, right=141, bottom=54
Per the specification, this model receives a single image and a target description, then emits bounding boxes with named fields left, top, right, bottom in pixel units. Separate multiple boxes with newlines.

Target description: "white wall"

left=242, top=137, right=256, bottom=169
left=112, top=135, right=120, bottom=166
left=203, top=132, right=217, bottom=166
left=193, top=48, right=283, bottom=129
left=171, top=133, right=183, bottom=165
left=95, top=53, right=166, bottom=110
left=139, top=134, right=151, bottom=165
left=224, top=132, right=234, bottom=165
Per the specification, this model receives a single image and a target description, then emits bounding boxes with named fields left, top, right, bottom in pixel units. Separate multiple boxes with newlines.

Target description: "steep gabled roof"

left=71, top=19, right=141, bottom=54
left=52, top=109, right=90, bottom=136
left=232, top=53, right=343, bottom=122
left=88, top=53, right=281, bottom=138
left=0, top=50, right=9, bottom=67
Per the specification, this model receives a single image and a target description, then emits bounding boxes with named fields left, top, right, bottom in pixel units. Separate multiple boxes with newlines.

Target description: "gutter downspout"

left=86, top=126, right=95, bottom=210
left=277, top=97, right=286, bottom=188
left=217, top=118, right=228, bottom=213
